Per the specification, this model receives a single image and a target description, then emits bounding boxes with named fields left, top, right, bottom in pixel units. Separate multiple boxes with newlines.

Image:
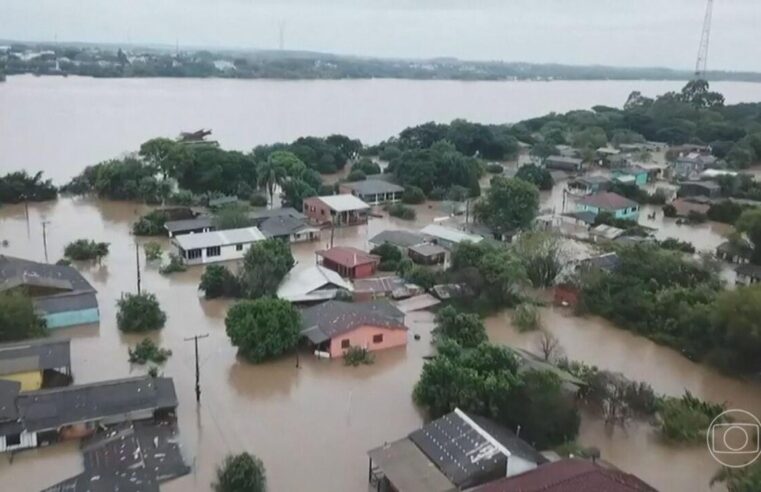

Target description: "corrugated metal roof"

left=421, top=224, right=483, bottom=245
left=342, top=179, right=404, bottom=195
left=173, top=226, right=265, bottom=250
left=0, top=338, right=70, bottom=375
left=277, top=265, right=352, bottom=303
left=164, top=216, right=213, bottom=233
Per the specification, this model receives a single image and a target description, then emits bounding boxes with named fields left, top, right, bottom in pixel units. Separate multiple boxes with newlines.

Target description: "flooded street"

left=2, top=77, right=761, bottom=491
left=0, top=198, right=757, bottom=491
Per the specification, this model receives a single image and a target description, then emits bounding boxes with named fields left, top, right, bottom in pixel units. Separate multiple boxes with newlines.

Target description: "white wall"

left=180, top=241, right=257, bottom=265
left=0, top=431, right=37, bottom=453
left=506, top=455, right=538, bottom=477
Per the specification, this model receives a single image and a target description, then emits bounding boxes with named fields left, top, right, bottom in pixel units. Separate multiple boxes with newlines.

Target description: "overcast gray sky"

left=2, top=0, right=759, bottom=71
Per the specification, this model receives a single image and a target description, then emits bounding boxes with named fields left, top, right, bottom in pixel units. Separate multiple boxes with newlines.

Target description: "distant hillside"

left=1, top=40, right=760, bottom=82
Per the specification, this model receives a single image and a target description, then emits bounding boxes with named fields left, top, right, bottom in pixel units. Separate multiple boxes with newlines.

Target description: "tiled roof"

left=472, top=459, right=657, bottom=492
left=317, top=246, right=379, bottom=268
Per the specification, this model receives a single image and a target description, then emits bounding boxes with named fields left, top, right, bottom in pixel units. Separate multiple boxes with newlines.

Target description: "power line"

left=184, top=334, right=210, bottom=403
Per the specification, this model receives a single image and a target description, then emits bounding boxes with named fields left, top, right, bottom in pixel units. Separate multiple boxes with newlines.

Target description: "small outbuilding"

left=276, top=265, right=353, bottom=304
left=736, top=264, right=761, bottom=286
left=544, top=155, right=583, bottom=172
left=678, top=180, right=722, bottom=199
left=258, top=215, right=320, bottom=243
left=408, top=243, right=447, bottom=265
left=420, top=224, right=483, bottom=251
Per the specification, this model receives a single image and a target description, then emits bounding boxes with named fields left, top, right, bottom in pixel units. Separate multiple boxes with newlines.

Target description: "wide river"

left=1, top=76, right=761, bottom=491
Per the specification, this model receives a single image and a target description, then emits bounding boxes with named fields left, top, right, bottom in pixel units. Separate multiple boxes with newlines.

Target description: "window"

left=187, top=248, right=202, bottom=260
left=236, top=244, right=243, bottom=251
left=207, top=246, right=221, bottom=257
left=372, top=334, right=383, bottom=344
left=6, top=433, right=21, bottom=446
left=341, top=339, right=350, bottom=349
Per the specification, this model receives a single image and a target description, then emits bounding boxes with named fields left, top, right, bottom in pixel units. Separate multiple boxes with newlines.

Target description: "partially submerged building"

left=353, top=276, right=421, bottom=302
left=173, top=226, right=266, bottom=265
left=575, top=192, right=640, bottom=220
left=544, top=155, right=583, bottom=173
left=672, top=152, right=717, bottom=180
left=0, top=255, right=99, bottom=329
left=303, top=194, right=370, bottom=227
left=612, top=166, right=649, bottom=187
left=678, top=180, right=721, bottom=199
left=300, top=300, right=407, bottom=358
left=339, top=179, right=404, bottom=205
left=276, top=265, right=353, bottom=304
left=258, top=215, right=320, bottom=243
left=0, top=338, right=71, bottom=391
left=735, top=264, right=761, bottom=286
left=316, top=246, right=380, bottom=279
left=368, top=408, right=547, bottom=492
left=420, top=224, right=483, bottom=251
left=716, top=241, right=752, bottom=264
left=0, top=375, right=177, bottom=453
left=163, top=216, right=214, bottom=237
left=369, top=230, right=427, bottom=253
left=568, top=176, right=611, bottom=196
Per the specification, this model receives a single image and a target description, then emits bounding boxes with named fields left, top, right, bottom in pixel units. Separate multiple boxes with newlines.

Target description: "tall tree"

left=736, top=208, right=761, bottom=264
left=225, top=298, right=301, bottom=363
left=239, top=239, right=295, bottom=299
left=474, top=177, right=539, bottom=234
left=0, top=292, right=47, bottom=342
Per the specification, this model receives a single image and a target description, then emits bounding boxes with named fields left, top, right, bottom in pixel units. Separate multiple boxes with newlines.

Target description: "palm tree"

left=256, top=157, right=287, bottom=206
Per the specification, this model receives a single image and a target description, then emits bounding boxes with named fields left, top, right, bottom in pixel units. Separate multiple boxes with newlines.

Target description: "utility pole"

left=135, top=241, right=142, bottom=294
left=184, top=334, right=209, bottom=403
left=41, top=220, right=50, bottom=263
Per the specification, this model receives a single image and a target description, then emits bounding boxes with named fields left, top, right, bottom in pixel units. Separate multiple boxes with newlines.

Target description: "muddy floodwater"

left=1, top=198, right=760, bottom=491
left=2, top=77, right=761, bottom=490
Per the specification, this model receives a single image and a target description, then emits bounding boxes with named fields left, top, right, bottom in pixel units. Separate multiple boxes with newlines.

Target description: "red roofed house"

left=576, top=192, right=640, bottom=220
left=472, top=459, right=657, bottom=492
left=316, top=246, right=379, bottom=279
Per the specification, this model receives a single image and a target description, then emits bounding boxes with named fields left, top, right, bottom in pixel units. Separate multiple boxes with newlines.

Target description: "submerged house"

left=276, top=265, right=353, bottom=304
left=0, top=255, right=99, bottom=329
left=420, top=224, right=483, bottom=251
left=339, top=179, right=404, bottom=205
left=173, top=226, right=266, bottom=265
left=369, top=230, right=427, bottom=254
left=735, top=264, right=761, bottom=286
left=303, top=194, right=370, bottom=227
left=300, top=300, right=407, bottom=358
left=0, top=338, right=71, bottom=392
left=258, top=215, right=320, bottom=243
left=678, top=180, right=721, bottom=199
left=368, top=408, right=547, bottom=492
left=0, top=376, right=177, bottom=454
left=673, top=152, right=717, bottom=180
left=568, top=176, right=611, bottom=196
left=544, top=155, right=583, bottom=172
left=575, top=192, right=640, bottom=220
left=612, top=166, right=649, bottom=187
left=163, top=216, right=214, bottom=238
left=316, top=246, right=380, bottom=279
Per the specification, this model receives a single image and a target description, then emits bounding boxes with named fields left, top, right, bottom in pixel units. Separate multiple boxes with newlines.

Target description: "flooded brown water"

left=2, top=76, right=761, bottom=184
left=0, top=198, right=758, bottom=491
left=2, top=77, right=761, bottom=490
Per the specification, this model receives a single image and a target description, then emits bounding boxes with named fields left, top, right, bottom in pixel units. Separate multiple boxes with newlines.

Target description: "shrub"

left=63, top=239, right=110, bottom=262
left=433, top=306, right=487, bottom=348
left=486, top=163, right=504, bottom=174
left=200, top=265, right=242, bottom=298
left=405, top=266, right=437, bottom=290
left=116, top=293, right=167, bottom=332
left=213, top=453, right=266, bottom=492
left=662, top=204, right=677, bottom=217
left=0, top=291, right=47, bottom=342
left=249, top=194, right=268, bottom=207
left=225, top=298, right=301, bottom=363
left=346, top=170, right=366, bottom=182
left=657, top=392, right=724, bottom=443
left=352, top=157, right=381, bottom=175
left=687, top=210, right=707, bottom=223
left=159, top=254, right=187, bottom=275
left=378, top=260, right=399, bottom=272
left=428, top=187, right=446, bottom=200
left=344, top=346, right=375, bottom=366
left=132, top=210, right=168, bottom=236
left=319, top=184, right=335, bottom=196
left=143, top=241, right=163, bottom=262
left=402, top=186, right=426, bottom=204
left=370, top=242, right=403, bottom=263
left=387, top=203, right=416, bottom=220
left=128, top=338, right=172, bottom=364
left=658, top=238, right=696, bottom=253
left=512, top=303, right=541, bottom=331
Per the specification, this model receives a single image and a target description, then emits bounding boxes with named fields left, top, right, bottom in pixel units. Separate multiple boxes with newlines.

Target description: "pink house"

left=300, top=300, right=407, bottom=358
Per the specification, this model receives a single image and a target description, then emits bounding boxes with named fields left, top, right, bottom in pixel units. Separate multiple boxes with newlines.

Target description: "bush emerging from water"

left=402, top=186, right=426, bottom=204
left=213, top=452, right=266, bottom=492
left=128, top=338, right=172, bottom=364
left=386, top=203, right=416, bottom=220
left=344, top=346, right=375, bottom=366
left=143, top=241, right=163, bottom=261
left=512, top=303, right=541, bottom=332
left=117, top=292, right=167, bottom=332
left=159, top=254, right=187, bottom=275
left=225, top=298, right=301, bottom=363
left=64, top=239, right=110, bottom=262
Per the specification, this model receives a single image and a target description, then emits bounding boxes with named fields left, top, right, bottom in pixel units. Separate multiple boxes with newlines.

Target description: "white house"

left=173, top=227, right=266, bottom=265
left=276, top=265, right=353, bottom=303
left=420, top=224, right=483, bottom=251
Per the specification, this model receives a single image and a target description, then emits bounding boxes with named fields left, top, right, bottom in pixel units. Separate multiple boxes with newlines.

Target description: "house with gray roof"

left=163, top=216, right=214, bottom=237
left=369, top=230, right=426, bottom=250
left=0, top=375, right=178, bottom=454
left=0, top=256, right=99, bottom=329
left=258, top=215, right=320, bottom=243
left=277, top=265, right=352, bottom=304
left=248, top=207, right=306, bottom=225
left=300, top=300, right=407, bottom=358
left=339, top=179, right=404, bottom=205
left=544, top=155, right=583, bottom=172
left=368, top=408, right=547, bottom=492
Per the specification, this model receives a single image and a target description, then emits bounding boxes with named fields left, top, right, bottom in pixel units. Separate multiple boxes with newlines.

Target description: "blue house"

left=612, top=166, right=649, bottom=187
left=0, top=256, right=99, bottom=329
left=576, top=192, right=640, bottom=220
